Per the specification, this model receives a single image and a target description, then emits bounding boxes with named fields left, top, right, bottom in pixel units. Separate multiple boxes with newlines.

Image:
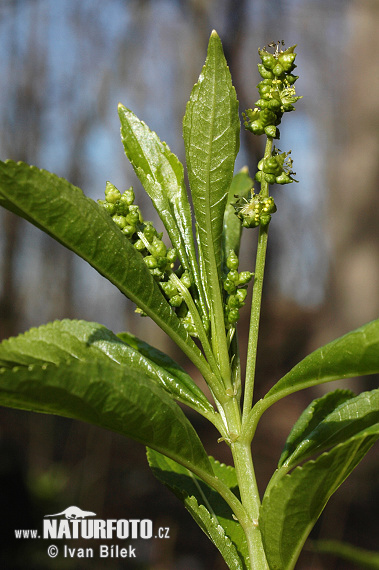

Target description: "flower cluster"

left=255, top=148, right=297, bottom=185
left=98, top=182, right=196, bottom=333
left=243, top=42, right=301, bottom=139
left=223, top=251, right=254, bottom=325
left=233, top=192, right=277, bottom=229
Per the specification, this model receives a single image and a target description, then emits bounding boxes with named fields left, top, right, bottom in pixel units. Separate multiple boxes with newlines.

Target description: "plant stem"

left=242, top=137, right=273, bottom=423
left=231, top=440, right=269, bottom=569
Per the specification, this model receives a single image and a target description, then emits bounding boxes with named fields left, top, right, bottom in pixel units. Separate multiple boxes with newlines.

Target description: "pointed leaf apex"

left=211, top=29, right=218, bottom=37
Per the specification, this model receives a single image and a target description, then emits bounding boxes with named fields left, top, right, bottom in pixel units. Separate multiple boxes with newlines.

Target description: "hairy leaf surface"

left=0, top=319, right=212, bottom=415
left=261, top=424, right=379, bottom=570
left=147, top=449, right=249, bottom=569
left=281, top=388, right=379, bottom=469
left=118, top=105, right=207, bottom=319
left=264, top=318, right=379, bottom=407
left=0, top=325, right=213, bottom=475
left=0, top=160, right=208, bottom=371
left=278, top=389, right=355, bottom=467
left=183, top=30, right=239, bottom=360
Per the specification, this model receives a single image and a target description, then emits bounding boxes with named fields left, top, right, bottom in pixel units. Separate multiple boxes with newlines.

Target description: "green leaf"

left=310, top=539, right=379, bottom=569
left=278, top=389, right=355, bottom=468
left=222, top=167, right=253, bottom=262
left=263, top=318, right=379, bottom=407
left=116, top=331, right=214, bottom=414
left=281, top=388, right=379, bottom=469
left=0, top=160, right=208, bottom=374
left=147, top=449, right=249, bottom=569
left=183, top=30, right=239, bottom=370
left=260, top=424, right=379, bottom=570
left=0, top=323, right=213, bottom=476
left=0, top=319, right=213, bottom=416
left=118, top=104, right=207, bottom=321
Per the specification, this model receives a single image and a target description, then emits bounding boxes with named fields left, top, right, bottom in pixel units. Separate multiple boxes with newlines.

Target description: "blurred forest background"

left=0, top=0, right=378, bottom=568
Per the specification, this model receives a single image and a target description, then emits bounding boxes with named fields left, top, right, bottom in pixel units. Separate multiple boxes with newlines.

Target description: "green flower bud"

left=105, top=181, right=121, bottom=204
left=286, top=74, right=299, bottom=85
left=260, top=108, right=277, bottom=126
left=227, top=269, right=239, bottom=284
left=259, top=50, right=276, bottom=70
left=160, top=281, right=177, bottom=298
left=226, top=250, right=239, bottom=271
left=228, top=294, right=241, bottom=309
left=169, top=295, right=183, bottom=308
left=120, top=187, right=135, bottom=206
left=143, top=222, right=156, bottom=243
left=278, top=52, right=296, bottom=71
left=150, top=236, right=167, bottom=258
left=112, top=214, right=127, bottom=229
left=272, top=63, right=284, bottom=77
left=150, top=267, right=164, bottom=280
left=258, top=83, right=273, bottom=98
left=180, top=271, right=192, bottom=289
left=238, top=271, right=254, bottom=286
left=113, top=200, right=129, bottom=216
left=227, top=308, right=240, bottom=324
left=122, top=225, right=136, bottom=238
left=257, top=63, right=274, bottom=79
left=144, top=255, right=158, bottom=269
left=224, top=278, right=237, bottom=294
left=267, top=97, right=282, bottom=110
left=156, top=256, right=169, bottom=269
left=126, top=205, right=140, bottom=225
left=249, top=121, right=265, bottom=135
left=275, top=172, right=293, bottom=184
left=166, top=248, right=177, bottom=264
left=263, top=157, right=282, bottom=175
left=98, top=199, right=116, bottom=215
left=134, top=239, right=145, bottom=251
left=263, top=173, right=277, bottom=184
left=236, top=288, right=247, bottom=304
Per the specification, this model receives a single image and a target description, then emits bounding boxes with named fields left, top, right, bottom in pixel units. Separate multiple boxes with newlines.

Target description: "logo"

left=45, top=506, right=96, bottom=520
left=14, top=506, right=170, bottom=561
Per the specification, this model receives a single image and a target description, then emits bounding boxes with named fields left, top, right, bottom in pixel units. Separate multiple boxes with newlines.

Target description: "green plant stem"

left=242, top=137, right=273, bottom=423
left=231, top=440, right=269, bottom=569
left=221, top=394, right=268, bottom=568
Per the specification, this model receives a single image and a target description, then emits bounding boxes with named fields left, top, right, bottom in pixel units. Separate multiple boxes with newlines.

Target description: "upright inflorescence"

left=233, top=42, right=301, bottom=232
left=98, top=182, right=196, bottom=334
left=243, top=42, right=301, bottom=140
left=222, top=250, right=254, bottom=326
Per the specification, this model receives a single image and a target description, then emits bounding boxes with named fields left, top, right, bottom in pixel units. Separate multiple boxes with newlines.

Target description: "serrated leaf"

left=0, top=327, right=213, bottom=476
left=0, top=319, right=213, bottom=416
left=260, top=424, right=379, bottom=570
left=263, top=318, right=379, bottom=407
left=282, top=388, right=379, bottom=469
left=183, top=30, right=239, bottom=361
left=116, top=331, right=213, bottom=414
left=0, top=160, right=208, bottom=373
left=118, top=105, right=207, bottom=321
left=278, top=389, right=355, bottom=468
left=147, top=449, right=249, bottom=569
left=222, top=167, right=253, bottom=262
